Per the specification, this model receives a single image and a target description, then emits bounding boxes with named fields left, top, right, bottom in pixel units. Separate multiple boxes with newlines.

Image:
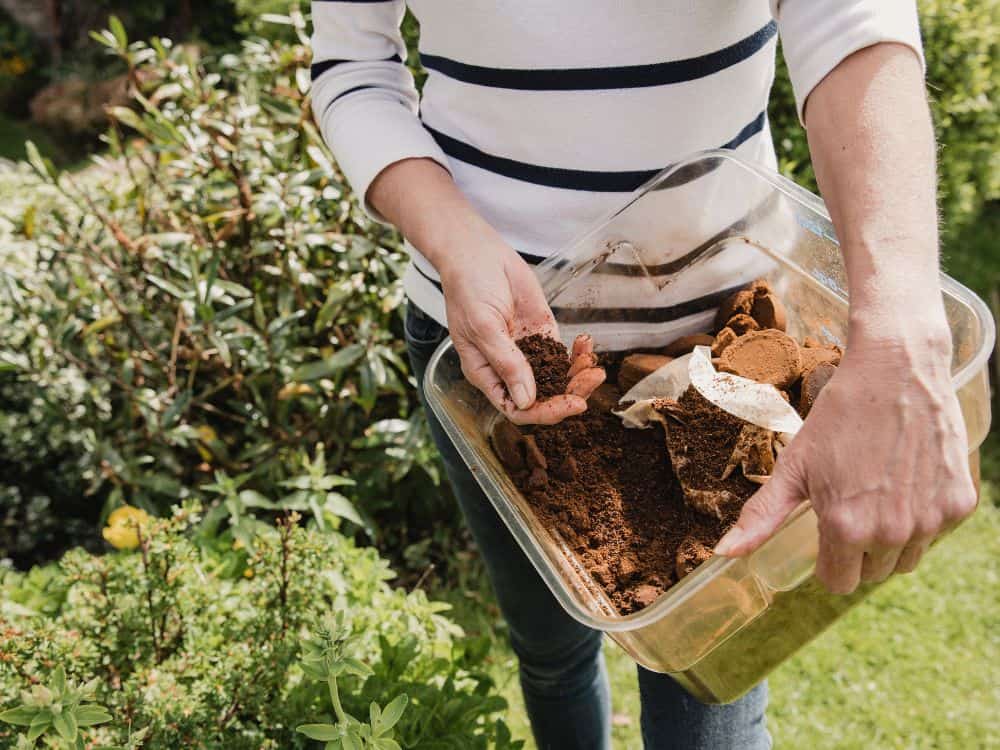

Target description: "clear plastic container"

left=422, top=150, right=995, bottom=704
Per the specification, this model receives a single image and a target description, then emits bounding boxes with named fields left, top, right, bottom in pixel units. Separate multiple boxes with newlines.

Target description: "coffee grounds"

left=717, top=329, right=802, bottom=389
left=507, top=396, right=737, bottom=615
left=661, top=386, right=759, bottom=517
left=517, top=334, right=570, bottom=400
left=491, top=280, right=837, bottom=615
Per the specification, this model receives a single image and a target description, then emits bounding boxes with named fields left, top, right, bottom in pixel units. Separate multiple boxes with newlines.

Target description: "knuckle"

left=948, top=490, right=978, bottom=521
left=822, top=509, right=867, bottom=547
left=912, top=512, right=943, bottom=540
left=873, top=523, right=912, bottom=549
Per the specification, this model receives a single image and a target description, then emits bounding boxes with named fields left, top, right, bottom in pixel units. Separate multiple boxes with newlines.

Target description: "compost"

left=492, top=280, right=842, bottom=615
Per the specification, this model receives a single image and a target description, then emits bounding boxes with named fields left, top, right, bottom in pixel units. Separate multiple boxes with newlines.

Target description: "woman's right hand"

left=366, top=157, right=603, bottom=423
left=440, top=237, right=605, bottom=425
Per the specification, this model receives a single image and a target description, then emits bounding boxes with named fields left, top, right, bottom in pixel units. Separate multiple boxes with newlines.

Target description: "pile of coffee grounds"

left=490, top=279, right=841, bottom=615
left=516, top=334, right=570, bottom=399
left=505, top=400, right=735, bottom=615
left=659, top=386, right=759, bottom=518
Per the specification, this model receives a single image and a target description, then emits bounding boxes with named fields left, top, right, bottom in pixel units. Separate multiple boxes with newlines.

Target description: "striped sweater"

left=310, top=1, right=923, bottom=333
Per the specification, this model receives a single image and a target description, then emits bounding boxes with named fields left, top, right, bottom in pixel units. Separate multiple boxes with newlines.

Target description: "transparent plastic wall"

left=424, top=151, right=995, bottom=703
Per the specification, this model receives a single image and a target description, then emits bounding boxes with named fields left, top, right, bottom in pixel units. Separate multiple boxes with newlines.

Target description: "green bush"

left=769, top=0, right=999, bottom=237
left=0, top=506, right=519, bottom=748
left=0, top=17, right=450, bottom=566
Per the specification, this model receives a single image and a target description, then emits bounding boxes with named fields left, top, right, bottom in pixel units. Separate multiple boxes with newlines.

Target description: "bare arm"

left=715, top=44, right=977, bottom=592
left=369, top=158, right=604, bottom=423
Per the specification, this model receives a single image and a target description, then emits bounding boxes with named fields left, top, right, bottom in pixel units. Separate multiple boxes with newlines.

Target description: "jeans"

left=404, top=303, right=771, bottom=750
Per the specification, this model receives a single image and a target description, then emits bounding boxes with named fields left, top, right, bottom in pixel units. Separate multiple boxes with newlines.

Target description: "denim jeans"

left=404, top=303, right=771, bottom=750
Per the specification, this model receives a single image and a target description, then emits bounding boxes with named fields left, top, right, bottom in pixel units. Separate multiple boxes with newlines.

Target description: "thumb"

left=714, top=457, right=805, bottom=557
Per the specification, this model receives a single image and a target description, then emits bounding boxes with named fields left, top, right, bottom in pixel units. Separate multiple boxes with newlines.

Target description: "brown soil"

left=517, top=334, right=570, bottom=399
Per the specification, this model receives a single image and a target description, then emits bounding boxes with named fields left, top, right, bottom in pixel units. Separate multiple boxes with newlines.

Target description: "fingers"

left=571, top=334, right=594, bottom=360
left=566, top=367, right=606, bottom=399
left=467, top=316, right=536, bottom=410
left=714, top=458, right=805, bottom=557
left=816, top=527, right=865, bottom=594
left=456, top=341, right=519, bottom=414
left=507, top=395, right=589, bottom=426
left=860, top=545, right=903, bottom=583
left=894, top=538, right=932, bottom=574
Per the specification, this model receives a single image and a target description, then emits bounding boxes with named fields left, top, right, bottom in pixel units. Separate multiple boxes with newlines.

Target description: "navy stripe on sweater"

left=419, top=22, right=776, bottom=90
left=311, top=53, right=401, bottom=80
left=423, top=110, right=766, bottom=192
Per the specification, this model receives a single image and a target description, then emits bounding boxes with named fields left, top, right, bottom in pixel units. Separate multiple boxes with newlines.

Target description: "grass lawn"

left=441, top=483, right=1000, bottom=749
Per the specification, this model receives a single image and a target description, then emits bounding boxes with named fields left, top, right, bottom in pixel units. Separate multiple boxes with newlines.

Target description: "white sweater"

left=311, top=1, right=923, bottom=331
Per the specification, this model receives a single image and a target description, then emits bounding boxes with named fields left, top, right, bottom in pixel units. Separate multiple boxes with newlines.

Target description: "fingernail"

left=714, top=528, right=742, bottom=556
left=511, top=383, right=531, bottom=410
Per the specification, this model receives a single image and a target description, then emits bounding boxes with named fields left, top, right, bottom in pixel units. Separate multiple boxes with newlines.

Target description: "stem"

left=136, top=527, right=162, bottom=663
left=328, top=676, right=347, bottom=724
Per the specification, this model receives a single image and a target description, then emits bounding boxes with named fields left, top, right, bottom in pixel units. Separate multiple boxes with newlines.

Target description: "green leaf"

left=214, top=280, right=252, bottom=298
left=108, top=15, right=128, bottom=48
left=296, top=723, right=341, bottom=741
left=146, top=274, right=189, bottom=300
left=53, top=710, right=76, bottom=741
left=293, top=344, right=364, bottom=381
left=161, top=389, right=191, bottom=429
left=342, top=733, right=362, bottom=750
left=50, top=666, right=66, bottom=695
left=75, top=706, right=112, bottom=727
left=212, top=298, right=254, bottom=325
left=324, top=493, right=365, bottom=529
left=0, top=706, right=35, bottom=726
left=82, top=315, right=121, bottom=336
left=375, top=739, right=402, bottom=750
left=143, top=232, right=192, bottom=248
left=89, top=29, right=117, bottom=49
left=378, top=695, right=408, bottom=733
left=107, top=107, right=148, bottom=136
left=341, top=657, right=374, bottom=679
left=238, top=490, right=277, bottom=509
left=25, top=141, right=57, bottom=181
left=260, top=13, right=294, bottom=24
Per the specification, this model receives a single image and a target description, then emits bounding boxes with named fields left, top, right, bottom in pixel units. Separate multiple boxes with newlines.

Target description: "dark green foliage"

left=0, top=19, right=451, bottom=565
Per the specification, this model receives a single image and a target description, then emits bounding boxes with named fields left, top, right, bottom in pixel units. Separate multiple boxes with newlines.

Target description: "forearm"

left=804, top=43, right=947, bottom=347
left=367, top=157, right=511, bottom=280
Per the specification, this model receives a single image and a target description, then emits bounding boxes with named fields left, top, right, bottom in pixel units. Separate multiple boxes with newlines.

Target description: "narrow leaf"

left=293, top=344, right=364, bottom=381
left=296, top=724, right=341, bottom=741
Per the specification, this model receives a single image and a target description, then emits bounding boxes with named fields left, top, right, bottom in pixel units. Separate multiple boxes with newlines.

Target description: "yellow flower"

left=102, top=505, right=151, bottom=550
left=243, top=568, right=254, bottom=579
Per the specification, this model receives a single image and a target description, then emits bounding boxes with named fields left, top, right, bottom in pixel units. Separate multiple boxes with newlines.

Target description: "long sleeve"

left=771, top=0, right=925, bottom=124
left=310, top=1, right=449, bottom=217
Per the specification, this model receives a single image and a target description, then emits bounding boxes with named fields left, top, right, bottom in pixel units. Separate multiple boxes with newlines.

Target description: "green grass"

left=439, top=485, right=1000, bottom=749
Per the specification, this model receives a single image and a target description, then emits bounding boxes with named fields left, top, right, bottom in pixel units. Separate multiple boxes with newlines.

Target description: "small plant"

left=0, top=666, right=112, bottom=748
left=297, top=614, right=408, bottom=750
left=0, top=505, right=515, bottom=748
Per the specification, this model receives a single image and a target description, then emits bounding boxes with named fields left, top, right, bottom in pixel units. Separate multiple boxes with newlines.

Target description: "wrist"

left=847, top=312, right=952, bottom=371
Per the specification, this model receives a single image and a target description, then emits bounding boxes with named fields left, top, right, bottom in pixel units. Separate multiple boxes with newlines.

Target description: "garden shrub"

left=769, top=0, right=998, bottom=237
left=0, top=16, right=451, bottom=565
left=0, top=505, right=520, bottom=749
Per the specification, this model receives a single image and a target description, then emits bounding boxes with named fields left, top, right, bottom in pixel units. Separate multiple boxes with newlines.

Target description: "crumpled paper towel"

left=615, top=346, right=803, bottom=437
